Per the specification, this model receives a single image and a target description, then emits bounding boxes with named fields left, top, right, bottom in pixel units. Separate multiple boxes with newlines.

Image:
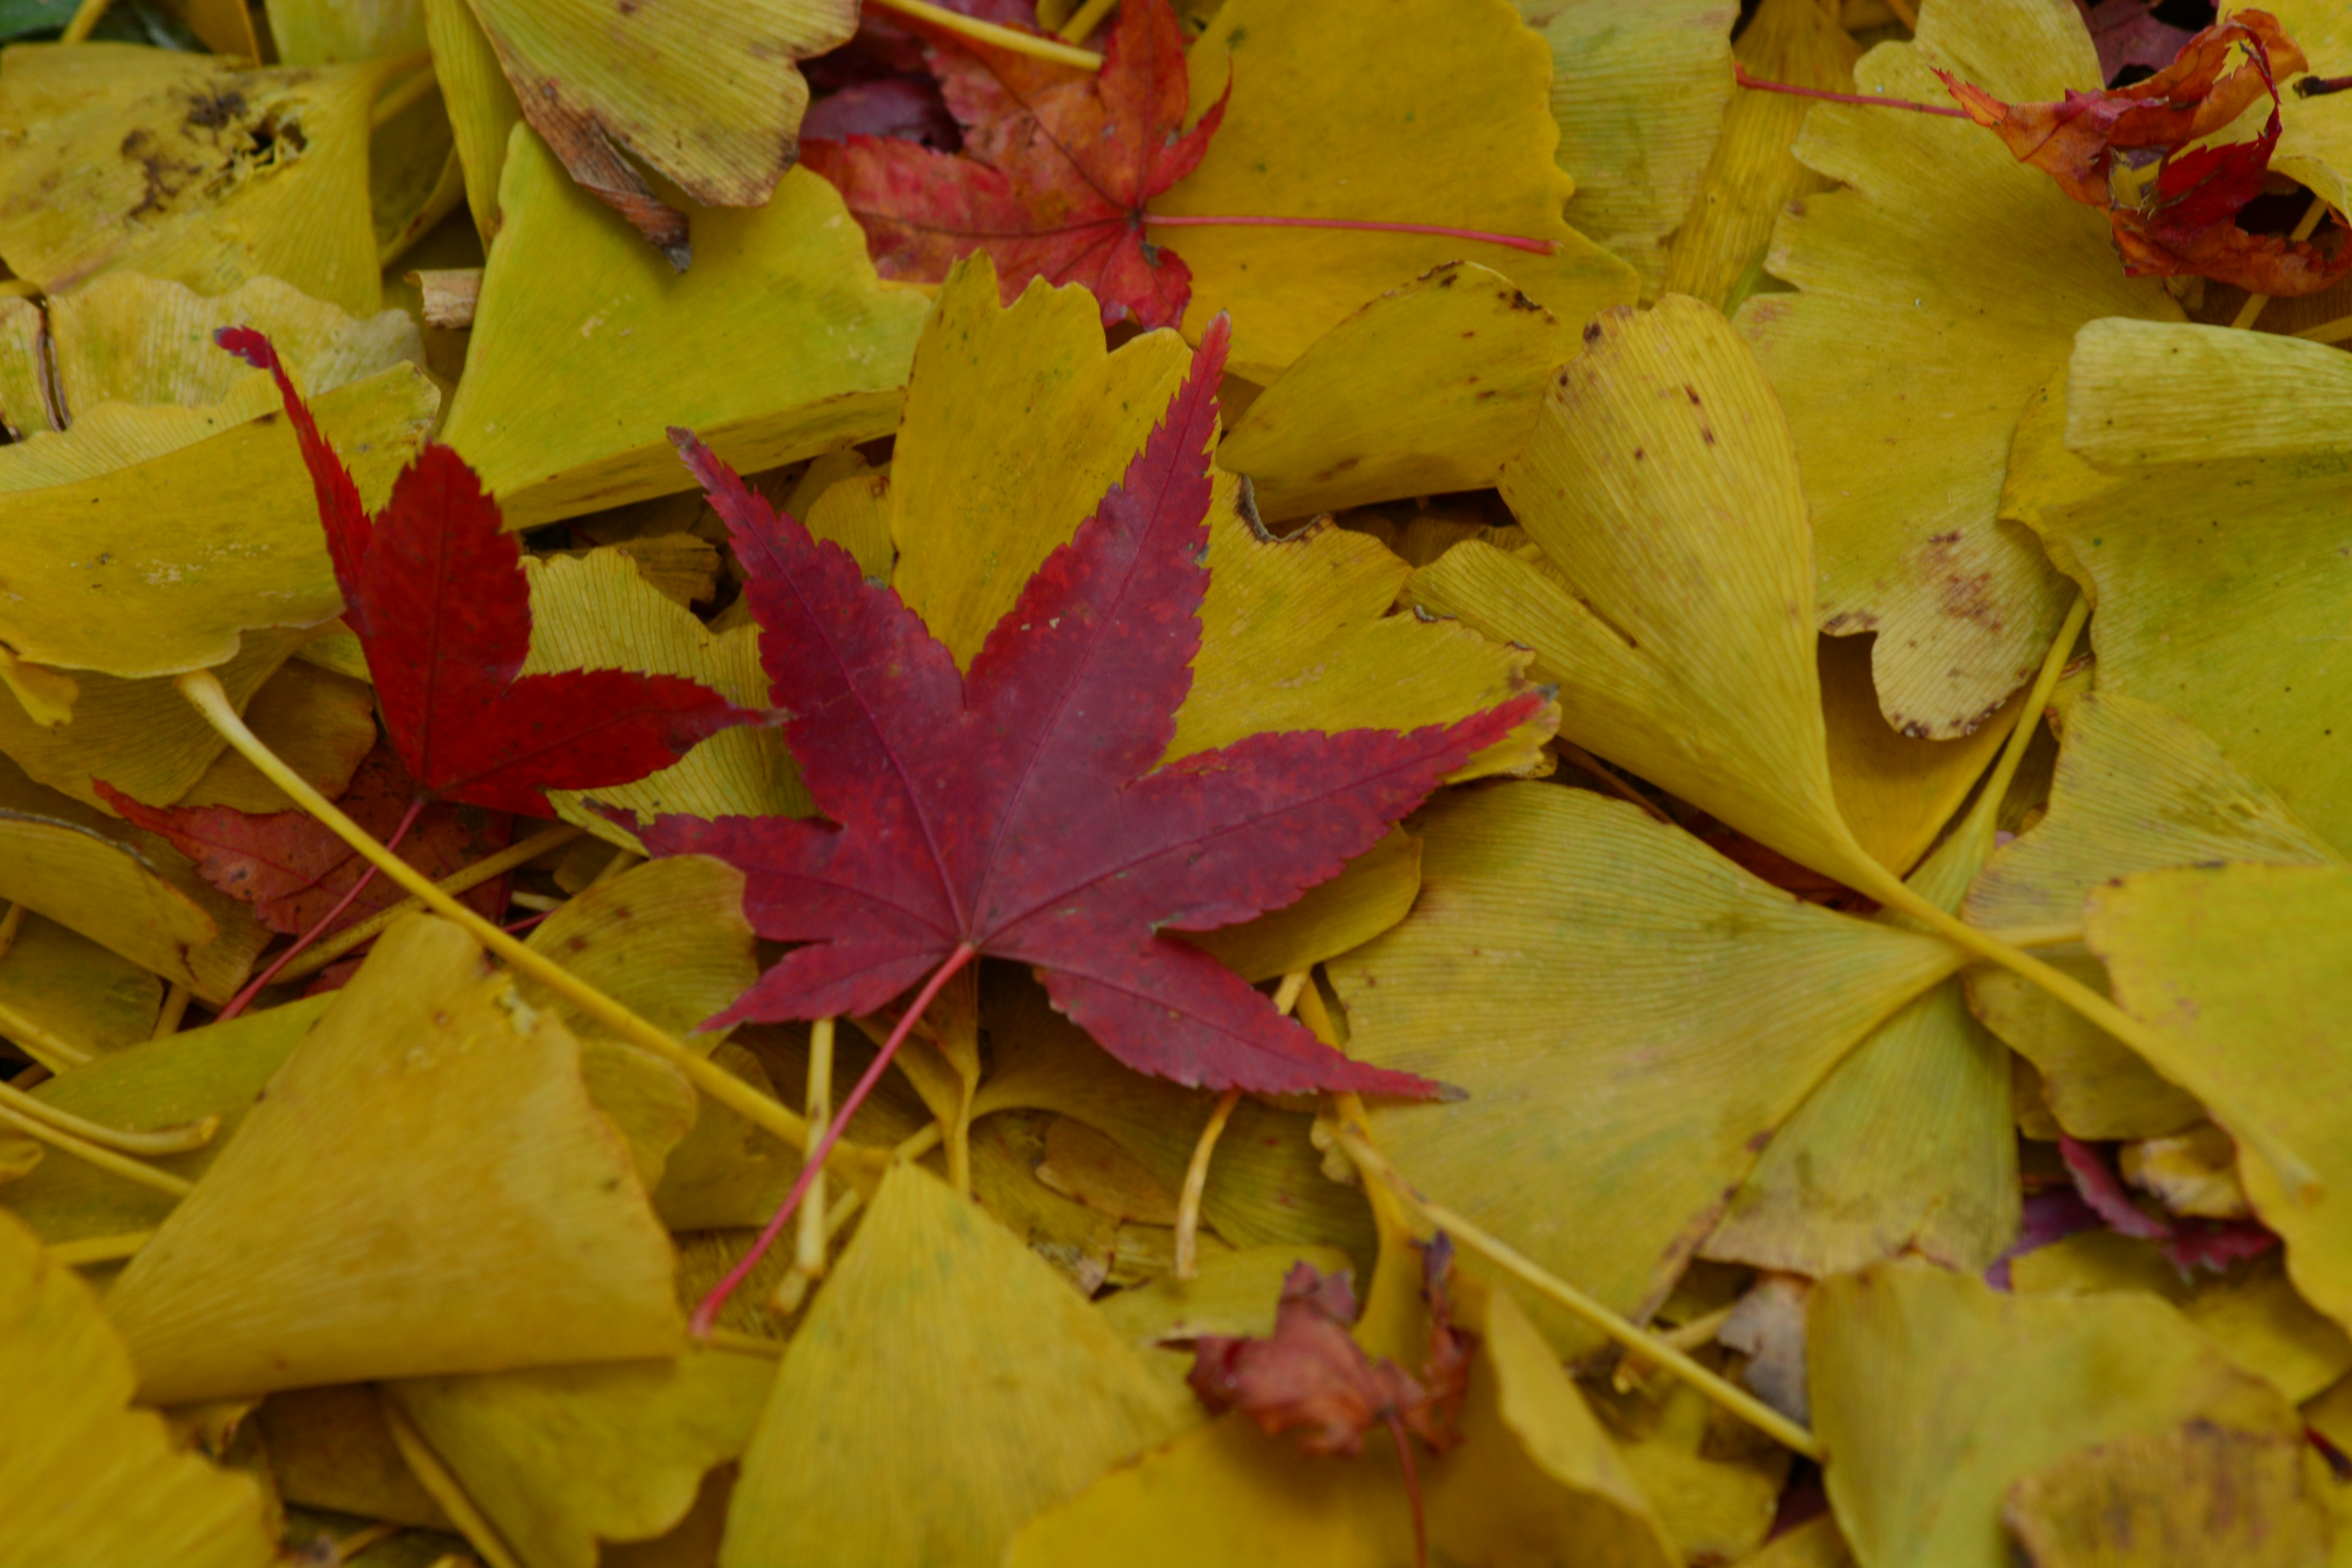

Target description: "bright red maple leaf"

left=1939, top=12, right=2350, bottom=296
left=99, top=747, right=512, bottom=938
left=635, top=315, right=1537, bottom=1099
left=799, top=0, right=1225, bottom=329
left=215, top=327, right=763, bottom=816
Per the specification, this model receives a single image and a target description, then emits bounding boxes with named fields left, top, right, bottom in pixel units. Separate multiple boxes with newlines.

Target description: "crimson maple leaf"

left=800, top=0, right=1225, bottom=330
left=216, top=327, right=763, bottom=816
left=635, top=315, right=1537, bottom=1098
left=1940, top=12, right=2350, bottom=296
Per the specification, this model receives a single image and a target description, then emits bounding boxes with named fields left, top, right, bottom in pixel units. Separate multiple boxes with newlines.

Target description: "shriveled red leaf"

left=2074, top=0, right=2198, bottom=85
left=100, top=747, right=513, bottom=938
left=636, top=317, right=1536, bottom=1098
left=216, top=327, right=763, bottom=816
left=1939, top=12, right=2351, bottom=296
left=2058, top=1136, right=2278, bottom=1275
left=799, top=0, right=1226, bottom=328
left=802, top=78, right=959, bottom=148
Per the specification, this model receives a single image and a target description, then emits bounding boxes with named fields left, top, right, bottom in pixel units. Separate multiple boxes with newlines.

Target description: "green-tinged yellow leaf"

left=267, top=0, right=426, bottom=62
left=2012, top=1235, right=2352, bottom=1406
left=1662, top=0, right=1860, bottom=312
left=0, top=296, right=47, bottom=439
left=1187, top=827, right=1420, bottom=985
left=2272, top=0, right=2352, bottom=219
left=1010, top=1278, right=1681, bottom=1568
left=0, top=996, right=331, bottom=1245
left=256, top=1385, right=455, bottom=1531
left=0, top=45, right=394, bottom=315
left=2015, top=321, right=2352, bottom=848
left=0, top=913, right=161, bottom=1060
left=175, top=657, right=377, bottom=814
left=2003, top=1420, right=2335, bottom=1568
left=1521, top=0, right=1736, bottom=297
left=1332, top=783, right=1959, bottom=1354
left=1218, top=262, right=1581, bottom=522
left=1410, top=294, right=1888, bottom=888
left=1735, top=0, right=2179, bottom=737
left=791, top=449, right=891, bottom=581
left=720, top=1163, right=1196, bottom=1568
left=0, top=753, right=270, bottom=1003
left=1822, top=631, right=2021, bottom=879
left=1812, top=1261, right=2307, bottom=1568
left=524, top=548, right=806, bottom=850
left=1159, top=0, right=1639, bottom=382
left=441, top=126, right=927, bottom=528
left=386, top=1347, right=774, bottom=1568
left=518, top=854, right=756, bottom=1053
left=2086, top=864, right=2352, bottom=1338
left=1965, top=693, right=2337, bottom=1139
left=884, top=259, right=1551, bottom=776
left=371, top=85, right=465, bottom=272
left=103, top=914, right=682, bottom=1405
left=0, top=1208, right=281, bottom=1568
left=647, top=1039, right=801, bottom=1232
left=421, top=0, right=522, bottom=244
left=0, top=364, right=435, bottom=679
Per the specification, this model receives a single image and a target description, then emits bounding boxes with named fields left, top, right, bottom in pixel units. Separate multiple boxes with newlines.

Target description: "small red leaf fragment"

left=2058, top=1136, right=2279, bottom=1275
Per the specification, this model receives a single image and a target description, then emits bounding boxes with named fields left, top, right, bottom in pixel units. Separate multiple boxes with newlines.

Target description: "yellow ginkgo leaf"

left=2014, top=320, right=2352, bottom=849
left=422, top=0, right=523, bottom=244
left=103, top=914, right=682, bottom=1406
left=1409, top=294, right=1887, bottom=889
left=1009, top=1278, right=1680, bottom=1568
left=0, top=295, right=46, bottom=439
left=647, top=1040, right=801, bottom=1232
left=0, top=363, right=436, bottom=680
left=175, top=657, right=378, bottom=813
left=1523, top=0, right=1735, bottom=298
left=1734, top=0, right=2180, bottom=737
left=0, top=913, right=163, bottom=1060
left=524, top=548, right=807, bottom=850
left=0, top=45, right=396, bottom=315
left=2272, top=0, right=2352, bottom=218
left=1964, top=693, right=2337, bottom=1139
left=1330, top=783, right=1959, bottom=1354
left=257, top=1385, right=456, bottom=1531
left=0, top=1208, right=281, bottom=1568
left=517, top=854, right=757, bottom=1053
left=385, top=1346, right=775, bottom=1568
left=2086, top=864, right=2352, bottom=1338
left=368, top=83, right=466, bottom=273
left=0, top=753, right=270, bottom=1003
left=265, top=0, right=427, bottom=62
left=1157, top=0, right=1639, bottom=382
left=2003, top=1419, right=2335, bottom=1568
left=720, top=1163, right=1196, bottom=1568
left=440, top=127, right=929, bottom=529
left=1811, top=1261, right=2307, bottom=1568
left=1217, top=262, right=1583, bottom=524
left=1662, top=0, right=1860, bottom=312
left=1186, top=827, right=1420, bottom=985
left=1821, top=633, right=2022, bottom=878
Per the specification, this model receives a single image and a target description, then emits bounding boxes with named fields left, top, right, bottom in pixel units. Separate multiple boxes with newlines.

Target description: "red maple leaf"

left=214, top=327, right=763, bottom=816
left=1939, top=12, right=2350, bottom=296
left=99, top=747, right=512, bottom=939
left=799, top=0, right=1225, bottom=329
left=635, top=315, right=1537, bottom=1098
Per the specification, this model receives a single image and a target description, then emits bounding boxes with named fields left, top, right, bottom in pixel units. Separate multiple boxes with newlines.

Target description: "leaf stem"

left=2228, top=197, right=2331, bottom=332
left=865, top=0, right=1104, bottom=70
left=1330, top=1121, right=1825, bottom=1460
left=1733, top=63, right=1969, bottom=117
left=46, top=1228, right=156, bottom=1266
left=0, top=1077, right=215, bottom=1156
left=689, top=942, right=981, bottom=1338
left=2296, top=311, right=2352, bottom=344
left=0, top=1099, right=192, bottom=1197
left=59, top=0, right=111, bottom=43
left=1142, top=213, right=1558, bottom=256
left=1174, top=1087, right=1241, bottom=1281
left=0, top=995, right=92, bottom=1072
left=151, top=982, right=192, bottom=1038
left=175, top=671, right=835, bottom=1169
left=1055, top=0, right=1115, bottom=43
left=794, top=1017, right=835, bottom=1284
left=217, top=794, right=429, bottom=1020
left=381, top=1398, right=524, bottom=1568
left=273, top=823, right=587, bottom=984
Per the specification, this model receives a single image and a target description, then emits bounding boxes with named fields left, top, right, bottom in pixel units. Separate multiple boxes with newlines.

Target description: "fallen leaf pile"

left=3, top=1, right=2352, bottom=1566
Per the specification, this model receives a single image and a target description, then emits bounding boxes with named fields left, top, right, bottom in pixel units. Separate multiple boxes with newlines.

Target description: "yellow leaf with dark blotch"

left=1158, top=0, right=1638, bottom=382
left=421, top=0, right=522, bottom=244
left=0, top=913, right=162, bottom=1060
left=1966, top=693, right=2337, bottom=1139
left=386, top=1346, right=774, bottom=1568
left=2003, top=1421, right=2334, bottom=1568
left=0, top=752, right=270, bottom=1003
left=1186, top=828, right=1420, bottom=985
left=0, top=45, right=396, bottom=314
left=720, top=1163, right=1196, bottom=1568
left=1734, top=0, right=2179, bottom=737
left=1522, top=0, right=1736, bottom=297
left=2015, top=321, right=2352, bottom=850
left=1331, top=784, right=1958, bottom=1354
left=2087, top=864, right=2352, bottom=1339
left=256, top=1385, right=456, bottom=1532
left=1812, top=1261, right=2307, bottom=1568
left=1662, top=0, right=1859, bottom=312
left=0, top=996, right=332, bottom=1245
left=1218, top=263, right=1581, bottom=523
left=175, top=657, right=377, bottom=814
left=0, top=363, right=436, bottom=680
left=0, top=1208, right=281, bottom=1568
left=1411, top=295, right=1886, bottom=889
left=103, top=914, right=682, bottom=1404
left=441, top=127, right=927, bottom=529
left=525, top=549, right=808, bottom=850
